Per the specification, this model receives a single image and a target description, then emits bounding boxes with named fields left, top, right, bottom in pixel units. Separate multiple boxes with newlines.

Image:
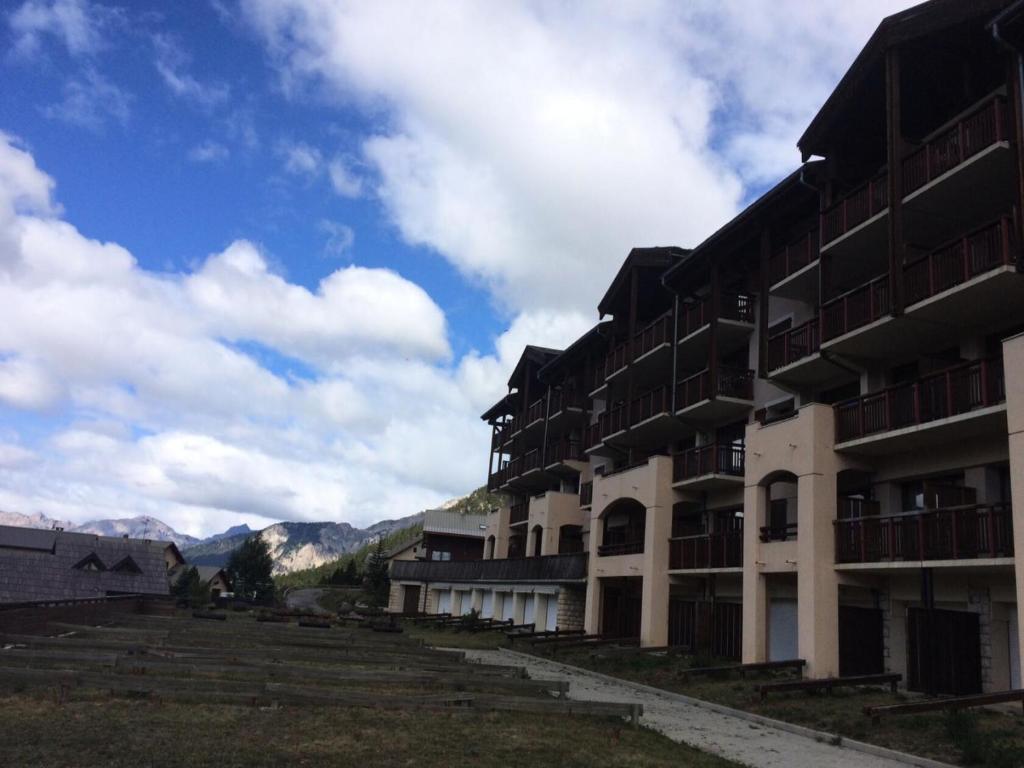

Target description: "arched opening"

left=558, top=524, right=583, bottom=554
left=598, top=499, right=646, bottom=556
left=531, top=525, right=543, bottom=557
left=759, top=471, right=798, bottom=542
left=507, top=532, right=526, bottom=559
left=485, top=535, right=496, bottom=559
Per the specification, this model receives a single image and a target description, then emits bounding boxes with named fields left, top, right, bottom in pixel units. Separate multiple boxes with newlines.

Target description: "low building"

left=170, top=564, right=231, bottom=598
left=0, top=525, right=184, bottom=604
left=420, top=509, right=487, bottom=561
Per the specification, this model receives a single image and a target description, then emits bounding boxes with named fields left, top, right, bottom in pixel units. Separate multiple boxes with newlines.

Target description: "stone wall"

left=557, top=586, right=585, bottom=630
left=967, top=586, right=994, bottom=691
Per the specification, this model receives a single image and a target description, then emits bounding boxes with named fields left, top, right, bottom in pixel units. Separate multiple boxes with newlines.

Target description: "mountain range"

left=0, top=486, right=490, bottom=574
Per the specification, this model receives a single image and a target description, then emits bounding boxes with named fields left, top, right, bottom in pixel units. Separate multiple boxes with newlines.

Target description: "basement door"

left=545, top=594, right=559, bottom=632
left=768, top=599, right=798, bottom=662
left=481, top=591, right=494, bottom=619
left=402, top=585, right=421, bottom=614
left=839, top=606, right=884, bottom=676
left=437, top=590, right=452, bottom=615
left=907, top=607, right=982, bottom=696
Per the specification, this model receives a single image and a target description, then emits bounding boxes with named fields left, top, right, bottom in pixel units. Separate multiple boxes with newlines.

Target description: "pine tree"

left=227, top=535, right=275, bottom=604
left=364, top=537, right=390, bottom=606
left=343, top=557, right=359, bottom=586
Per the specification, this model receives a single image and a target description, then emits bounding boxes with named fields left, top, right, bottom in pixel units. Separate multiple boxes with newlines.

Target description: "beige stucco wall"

left=484, top=501, right=511, bottom=559
left=1003, top=331, right=1024, bottom=682
left=528, top=491, right=584, bottom=555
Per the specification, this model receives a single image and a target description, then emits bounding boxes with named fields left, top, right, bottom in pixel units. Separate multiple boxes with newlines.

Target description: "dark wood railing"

left=633, top=311, right=674, bottom=360
left=550, top=387, right=583, bottom=414
left=904, top=216, right=1014, bottom=306
left=547, top=436, right=585, bottom=465
left=760, top=522, right=798, bottom=543
left=769, top=229, right=819, bottom=286
left=598, top=404, right=629, bottom=438
left=491, top=421, right=512, bottom=450
left=834, top=504, right=1013, bottom=563
left=522, top=449, right=542, bottom=474
left=509, top=501, right=529, bottom=525
left=584, top=422, right=602, bottom=450
left=525, top=397, right=546, bottom=426
left=605, top=341, right=630, bottom=378
left=629, top=385, right=671, bottom=427
left=820, top=273, right=890, bottom=342
left=834, top=357, right=1006, bottom=443
left=681, top=299, right=709, bottom=337
left=579, top=480, right=593, bottom=507
left=392, top=553, right=588, bottom=583
left=673, top=443, right=745, bottom=482
left=669, top=532, right=743, bottom=569
left=721, top=292, right=756, bottom=324
left=766, top=318, right=820, bottom=371
left=598, top=539, right=645, bottom=557
left=903, top=95, right=1008, bottom=196
left=676, top=367, right=754, bottom=410
left=821, top=171, right=889, bottom=244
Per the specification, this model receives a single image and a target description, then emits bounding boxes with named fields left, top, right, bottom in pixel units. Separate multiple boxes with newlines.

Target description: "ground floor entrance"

left=668, top=599, right=741, bottom=659
left=402, top=584, right=421, bottom=614
left=907, top=607, right=982, bottom=696
left=838, top=605, right=884, bottom=676
left=601, top=577, right=642, bottom=639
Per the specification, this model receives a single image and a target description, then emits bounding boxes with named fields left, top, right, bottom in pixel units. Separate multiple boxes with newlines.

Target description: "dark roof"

left=799, top=0, right=1012, bottom=159
left=538, top=321, right=612, bottom=381
left=662, top=166, right=818, bottom=287
left=0, top=525, right=175, bottom=603
left=423, top=509, right=487, bottom=538
left=507, top=345, right=562, bottom=388
left=480, top=391, right=519, bottom=422
left=597, top=247, right=689, bottom=317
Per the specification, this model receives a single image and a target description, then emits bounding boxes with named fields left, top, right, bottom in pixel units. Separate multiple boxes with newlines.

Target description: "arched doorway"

left=485, top=535, right=496, bottom=559
left=531, top=525, right=543, bottom=557
left=759, top=471, right=798, bottom=542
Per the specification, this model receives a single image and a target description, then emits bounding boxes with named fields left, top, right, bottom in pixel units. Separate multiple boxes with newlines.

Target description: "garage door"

left=523, top=596, right=535, bottom=625
left=481, top=591, right=494, bottom=619
left=459, top=591, right=474, bottom=615
left=546, top=594, right=559, bottom=632
left=437, top=590, right=451, bottom=615
left=769, top=599, right=798, bottom=661
left=500, top=593, right=515, bottom=621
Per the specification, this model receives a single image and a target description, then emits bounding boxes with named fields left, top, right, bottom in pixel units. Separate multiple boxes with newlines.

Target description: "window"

left=111, top=556, right=142, bottom=574
left=73, top=553, right=106, bottom=572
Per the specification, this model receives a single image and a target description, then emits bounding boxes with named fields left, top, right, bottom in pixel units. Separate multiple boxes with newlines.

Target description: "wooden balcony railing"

left=509, top=502, right=529, bottom=525
left=760, top=522, right=798, bottom=543
left=629, top=385, right=671, bottom=427
left=769, top=229, right=819, bottom=286
left=505, top=455, right=523, bottom=481
left=522, top=448, right=543, bottom=474
left=547, top=436, right=585, bottom=465
left=597, top=539, right=645, bottom=557
left=676, top=367, right=754, bottom=410
left=550, top=386, right=583, bottom=414
left=766, top=318, right=820, bottom=371
left=605, top=341, right=630, bottom=378
left=598, top=404, right=629, bottom=438
left=584, top=422, right=602, bottom=450
left=821, top=171, right=889, bottom=244
left=680, top=298, right=709, bottom=337
left=525, top=397, right=546, bottom=426
left=820, top=273, right=891, bottom=342
left=680, top=293, right=755, bottom=338
left=491, top=420, right=513, bottom=450
left=834, top=503, right=1013, bottom=563
left=669, top=532, right=743, bottom=569
left=579, top=480, right=593, bottom=507
left=633, top=311, right=673, bottom=360
left=673, top=443, right=745, bottom=482
left=834, top=357, right=1006, bottom=443
left=904, top=216, right=1014, bottom=306
left=903, top=95, right=1009, bottom=197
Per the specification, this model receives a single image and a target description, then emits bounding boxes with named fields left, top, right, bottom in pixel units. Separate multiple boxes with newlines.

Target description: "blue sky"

left=0, top=0, right=915, bottom=537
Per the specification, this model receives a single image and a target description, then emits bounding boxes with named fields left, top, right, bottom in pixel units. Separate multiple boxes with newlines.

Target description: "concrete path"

left=283, top=588, right=330, bottom=614
left=460, top=649, right=947, bottom=768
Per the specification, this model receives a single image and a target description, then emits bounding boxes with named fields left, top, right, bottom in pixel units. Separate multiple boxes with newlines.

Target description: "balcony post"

left=859, top=519, right=867, bottom=563
left=709, top=262, right=720, bottom=399
left=886, top=45, right=905, bottom=315
left=758, top=227, right=771, bottom=379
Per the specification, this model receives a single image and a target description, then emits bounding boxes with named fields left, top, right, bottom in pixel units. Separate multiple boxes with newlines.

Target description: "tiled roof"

left=422, top=510, right=487, bottom=538
left=0, top=525, right=174, bottom=604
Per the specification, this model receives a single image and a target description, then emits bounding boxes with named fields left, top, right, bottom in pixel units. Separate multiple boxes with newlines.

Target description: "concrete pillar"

left=742, top=482, right=768, bottom=662
left=797, top=470, right=840, bottom=678
left=640, top=501, right=672, bottom=647
left=1002, top=332, right=1024, bottom=688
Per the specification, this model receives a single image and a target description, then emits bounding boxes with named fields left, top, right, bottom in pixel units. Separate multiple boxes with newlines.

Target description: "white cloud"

left=7, top=0, right=113, bottom=58
left=279, top=140, right=321, bottom=176
left=41, top=67, right=131, bottom=130
left=319, top=219, right=355, bottom=257
left=327, top=156, right=363, bottom=197
left=153, top=33, right=230, bottom=109
left=188, top=140, right=230, bottom=163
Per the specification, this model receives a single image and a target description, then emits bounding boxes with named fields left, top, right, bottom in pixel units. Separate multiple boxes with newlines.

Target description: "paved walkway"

left=460, top=649, right=944, bottom=768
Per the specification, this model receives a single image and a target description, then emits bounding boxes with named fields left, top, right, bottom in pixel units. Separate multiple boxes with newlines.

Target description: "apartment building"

left=390, top=0, right=1024, bottom=696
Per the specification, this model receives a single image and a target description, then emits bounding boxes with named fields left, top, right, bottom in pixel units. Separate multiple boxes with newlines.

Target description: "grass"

left=402, top=619, right=511, bottom=650
left=0, top=694, right=738, bottom=768
left=531, top=647, right=1024, bottom=766
left=313, top=587, right=366, bottom=614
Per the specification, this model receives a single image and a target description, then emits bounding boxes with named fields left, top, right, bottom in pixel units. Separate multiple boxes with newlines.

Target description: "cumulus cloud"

left=7, top=0, right=115, bottom=58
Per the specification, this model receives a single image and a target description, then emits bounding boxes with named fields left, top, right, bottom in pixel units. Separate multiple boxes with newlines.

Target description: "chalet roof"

left=507, top=345, right=562, bottom=387
left=384, top=535, right=422, bottom=560
left=799, top=0, right=1012, bottom=160
left=169, top=564, right=229, bottom=588
left=422, top=509, right=487, bottom=539
left=597, top=246, right=689, bottom=318
left=662, top=166, right=817, bottom=288
left=0, top=525, right=175, bottom=604
left=538, top=321, right=612, bottom=381
left=480, top=391, right=519, bottom=422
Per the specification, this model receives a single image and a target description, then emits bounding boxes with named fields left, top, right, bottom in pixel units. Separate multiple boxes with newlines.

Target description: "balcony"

left=618, top=385, right=676, bottom=448
left=580, top=480, right=593, bottom=508
left=672, top=443, right=745, bottom=490
left=523, top=397, right=546, bottom=432
left=604, top=341, right=631, bottom=381
left=760, top=522, right=798, bottom=543
left=547, top=387, right=586, bottom=431
left=669, top=532, right=742, bottom=570
left=678, top=293, right=756, bottom=370
left=834, top=504, right=1013, bottom=565
left=676, top=367, right=754, bottom=424
left=820, top=273, right=892, bottom=355
left=821, top=171, right=889, bottom=250
left=545, top=436, right=586, bottom=475
left=628, top=311, right=675, bottom=387
left=491, top=421, right=513, bottom=450
left=834, top=357, right=1006, bottom=453
left=509, top=501, right=529, bottom=526
left=390, top=553, right=588, bottom=583
left=769, top=229, right=820, bottom=301
left=597, top=538, right=644, bottom=557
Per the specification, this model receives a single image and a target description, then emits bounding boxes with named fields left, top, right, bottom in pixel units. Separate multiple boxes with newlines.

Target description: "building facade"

left=392, top=0, right=1024, bottom=696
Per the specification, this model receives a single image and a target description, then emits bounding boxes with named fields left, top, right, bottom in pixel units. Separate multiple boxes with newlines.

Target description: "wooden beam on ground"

left=757, top=673, right=901, bottom=701
left=864, top=688, right=1024, bottom=724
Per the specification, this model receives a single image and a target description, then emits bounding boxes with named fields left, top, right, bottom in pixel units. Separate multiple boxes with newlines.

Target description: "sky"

left=0, top=0, right=918, bottom=538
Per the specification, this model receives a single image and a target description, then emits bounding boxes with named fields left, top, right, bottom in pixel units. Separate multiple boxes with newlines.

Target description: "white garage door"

left=1011, top=607, right=1021, bottom=690
left=523, top=596, right=535, bottom=625
left=481, top=591, right=494, bottom=619
left=437, top=590, right=451, bottom=615
left=546, top=594, right=559, bottom=632
left=500, top=593, right=515, bottom=621
left=769, top=599, right=798, bottom=662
